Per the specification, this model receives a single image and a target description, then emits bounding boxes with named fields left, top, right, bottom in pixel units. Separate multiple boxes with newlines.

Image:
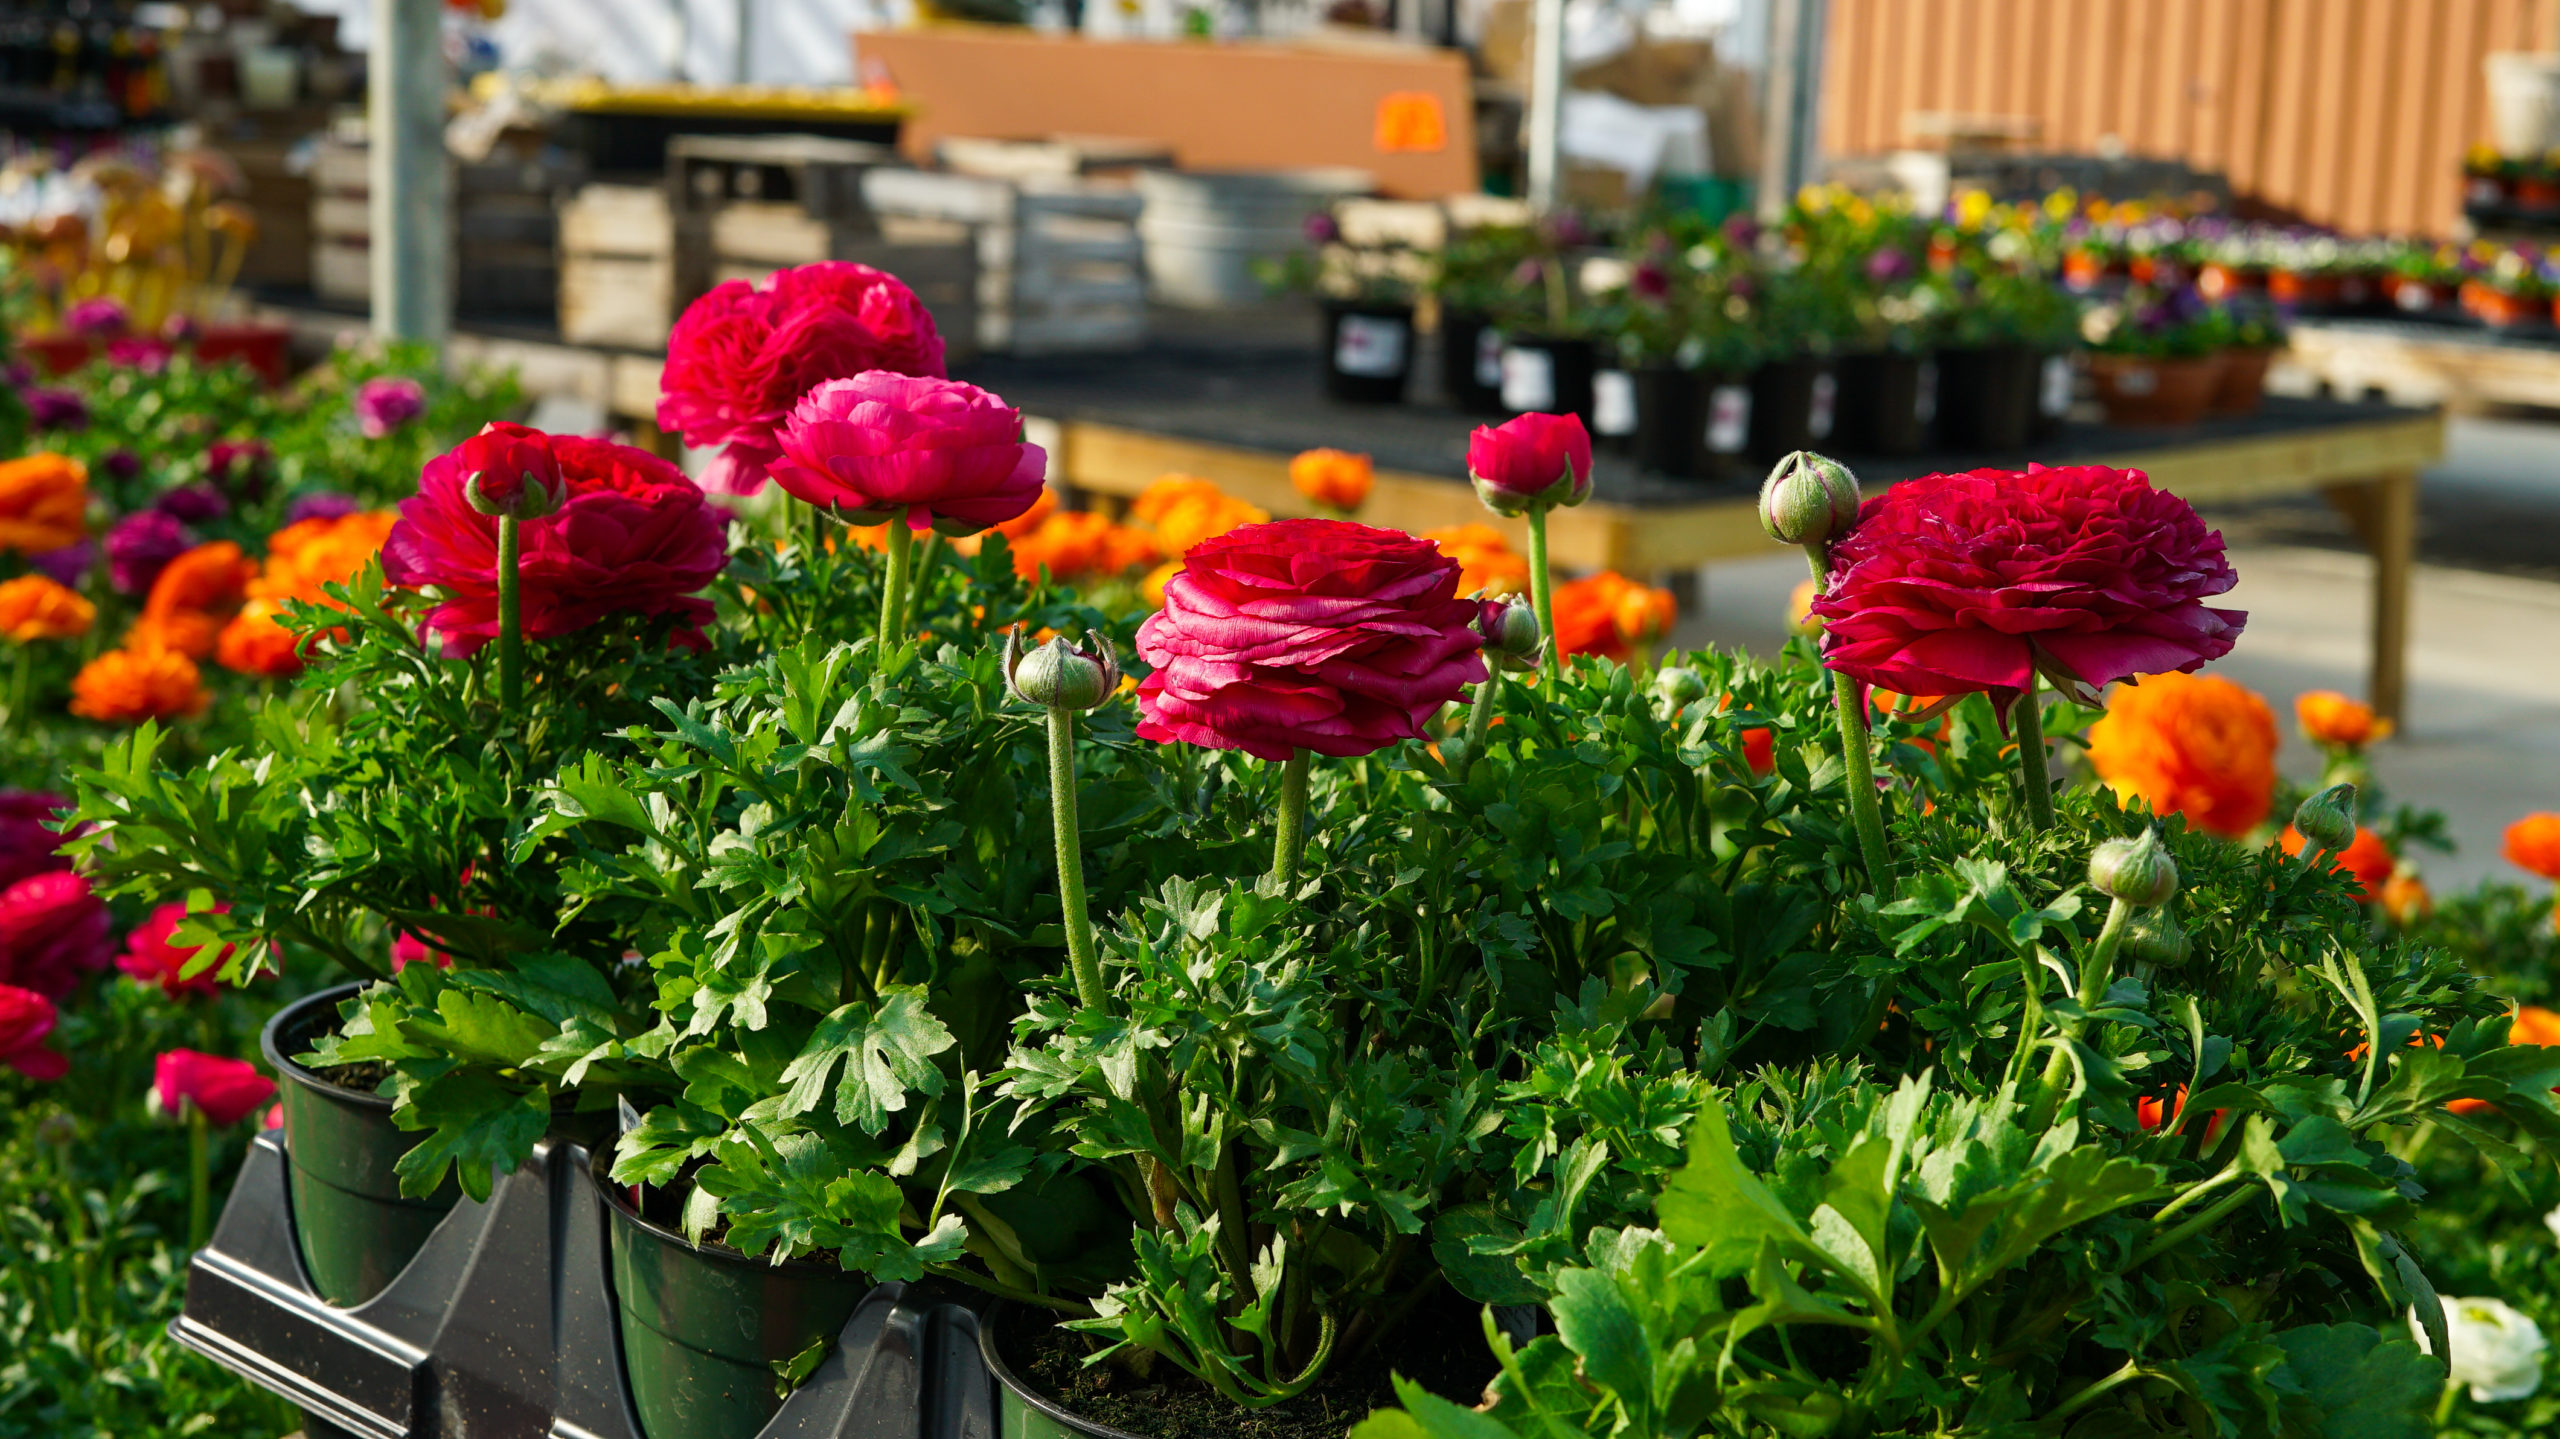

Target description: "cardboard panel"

left=855, top=30, right=1478, bottom=199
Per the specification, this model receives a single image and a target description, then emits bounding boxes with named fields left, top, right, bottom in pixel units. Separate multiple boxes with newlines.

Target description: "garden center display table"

left=959, top=329, right=2445, bottom=724
left=2284, top=314, right=2560, bottom=412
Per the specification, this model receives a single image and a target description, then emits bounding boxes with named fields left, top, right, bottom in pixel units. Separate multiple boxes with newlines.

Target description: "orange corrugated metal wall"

left=1822, top=0, right=2560, bottom=236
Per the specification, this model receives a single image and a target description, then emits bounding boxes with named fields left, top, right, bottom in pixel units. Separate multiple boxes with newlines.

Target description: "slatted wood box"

left=860, top=168, right=1145, bottom=355
left=558, top=183, right=680, bottom=349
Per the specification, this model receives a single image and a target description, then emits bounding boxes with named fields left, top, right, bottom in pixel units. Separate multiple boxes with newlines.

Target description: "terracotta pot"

left=21, top=334, right=92, bottom=376
left=2269, top=270, right=2341, bottom=311
left=195, top=322, right=294, bottom=387
left=2088, top=353, right=2221, bottom=427
left=2209, top=348, right=2274, bottom=416
left=2462, top=280, right=2542, bottom=330
left=2516, top=176, right=2560, bottom=216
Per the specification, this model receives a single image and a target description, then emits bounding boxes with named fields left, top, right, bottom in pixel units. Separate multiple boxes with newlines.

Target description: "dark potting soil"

left=1002, top=1288, right=1500, bottom=1439
left=313, top=1059, right=393, bottom=1093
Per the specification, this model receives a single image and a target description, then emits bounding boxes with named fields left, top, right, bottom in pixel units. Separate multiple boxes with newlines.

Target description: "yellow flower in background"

left=1956, top=190, right=1994, bottom=231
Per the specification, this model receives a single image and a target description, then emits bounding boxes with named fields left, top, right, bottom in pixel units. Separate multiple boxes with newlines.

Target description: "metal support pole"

left=1524, top=0, right=1565, bottom=207
left=1755, top=0, right=1801, bottom=221
left=734, top=0, right=754, bottom=84
left=369, top=0, right=450, bottom=343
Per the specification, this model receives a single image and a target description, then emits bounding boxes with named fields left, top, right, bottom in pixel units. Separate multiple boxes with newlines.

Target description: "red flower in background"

left=0, top=870, right=112, bottom=999
left=0, top=983, right=67, bottom=1079
left=658, top=262, right=947, bottom=495
left=154, top=1050, right=276, bottom=1126
left=383, top=427, right=729, bottom=657
left=1136, top=519, right=1485, bottom=761
left=118, top=902, right=239, bottom=997
left=0, top=790, right=70, bottom=891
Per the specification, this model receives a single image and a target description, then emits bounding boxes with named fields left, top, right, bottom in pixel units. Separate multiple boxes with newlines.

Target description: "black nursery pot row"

left=189, top=984, right=1129, bottom=1439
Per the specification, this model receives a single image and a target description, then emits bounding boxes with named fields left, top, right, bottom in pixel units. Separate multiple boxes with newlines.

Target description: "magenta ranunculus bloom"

left=119, top=902, right=237, bottom=998
left=106, top=336, right=173, bottom=372
left=286, top=491, right=363, bottom=524
left=0, top=983, right=67, bottom=1080
left=107, top=510, right=194, bottom=596
left=63, top=296, right=130, bottom=339
left=0, top=869, right=113, bottom=1000
left=383, top=424, right=729, bottom=657
left=769, top=372, right=1045, bottom=534
left=154, top=482, right=228, bottom=523
left=354, top=376, right=428, bottom=439
left=657, top=262, right=947, bottom=496
left=0, top=791, right=69, bottom=891
left=1467, top=412, right=1593, bottom=517
left=1811, top=463, right=2247, bottom=702
left=28, top=387, right=87, bottom=431
left=207, top=438, right=274, bottom=497
left=1136, top=519, right=1486, bottom=762
left=155, top=1049, right=276, bottom=1126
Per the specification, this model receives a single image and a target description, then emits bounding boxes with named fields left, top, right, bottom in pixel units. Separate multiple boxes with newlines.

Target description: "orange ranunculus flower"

left=2278, top=823, right=2395, bottom=900
left=1420, top=523, right=1530, bottom=599
left=2087, top=672, right=2279, bottom=839
left=1131, top=474, right=1226, bottom=528
left=137, top=540, right=257, bottom=659
left=1097, top=524, right=1164, bottom=576
left=1011, top=511, right=1157, bottom=584
left=1552, top=571, right=1655, bottom=661
left=214, top=598, right=306, bottom=678
left=2296, top=690, right=2392, bottom=749
left=1149, top=492, right=1269, bottom=556
left=1787, top=578, right=1822, bottom=635
left=1289, top=448, right=1373, bottom=513
left=1140, top=559, right=1182, bottom=608
left=70, top=646, right=208, bottom=723
left=2378, top=868, right=2433, bottom=926
left=1611, top=580, right=1677, bottom=649
left=255, top=511, right=398, bottom=604
left=2506, top=814, right=2560, bottom=880
left=995, top=486, right=1058, bottom=541
left=0, top=574, right=94, bottom=642
left=0, top=454, right=89, bottom=554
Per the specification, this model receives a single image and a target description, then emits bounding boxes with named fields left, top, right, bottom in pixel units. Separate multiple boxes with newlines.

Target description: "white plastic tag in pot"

left=1333, top=313, right=1409, bottom=378
left=1808, top=371, right=1838, bottom=440
left=2040, top=356, right=2074, bottom=417
left=1915, top=359, right=1940, bottom=424
left=1592, top=370, right=1636, bottom=436
left=1501, top=347, right=1557, bottom=411
left=1475, top=328, right=1507, bottom=387
left=1705, top=384, right=1752, bottom=454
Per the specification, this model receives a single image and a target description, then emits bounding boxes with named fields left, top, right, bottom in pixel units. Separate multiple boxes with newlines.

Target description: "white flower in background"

left=2412, top=1298, right=2549, bottom=1402
left=2544, top=1204, right=2560, bottom=1246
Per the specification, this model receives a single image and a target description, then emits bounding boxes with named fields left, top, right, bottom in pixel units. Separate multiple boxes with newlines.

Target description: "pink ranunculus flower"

left=657, top=262, right=948, bottom=496
left=1811, top=464, right=2246, bottom=704
left=0, top=790, right=70, bottom=891
left=354, top=376, right=428, bottom=439
left=105, top=336, right=174, bottom=372
left=1467, top=412, right=1594, bottom=516
left=0, top=870, right=112, bottom=1000
left=769, top=373, right=1045, bottom=534
left=382, top=423, right=730, bottom=657
left=0, top=983, right=67, bottom=1079
left=391, top=930, right=453, bottom=972
left=118, top=902, right=237, bottom=998
left=1136, top=518, right=1486, bottom=762
left=154, top=1049, right=277, bottom=1126
left=62, top=296, right=131, bottom=339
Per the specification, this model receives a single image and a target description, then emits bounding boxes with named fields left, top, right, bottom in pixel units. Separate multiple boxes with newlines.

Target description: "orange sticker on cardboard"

left=1374, top=92, right=1447, bottom=153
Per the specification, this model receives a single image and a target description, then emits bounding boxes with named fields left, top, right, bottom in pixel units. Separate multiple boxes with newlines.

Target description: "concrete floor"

left=1683, top=417, right=2560, bottom=893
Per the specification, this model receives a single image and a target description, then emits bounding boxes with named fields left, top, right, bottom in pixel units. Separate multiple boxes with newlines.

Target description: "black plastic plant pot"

left=1831, top=350, right=1934, bottom=456
left=599, top=1151, right=874, bottom=1439
left=1746, top=357, right=1838, bottom=464
left=1934, top=345, right=2039, bottom=452
left=1497, top=334, right=1597, bottom=422
left=1630, top=365, right=1705, bottom=477
left=981, top=1304, right=1144, bottom=1439
left=2030, top=351, right=2075, bottom=441
left=1439, top=309, right=1509, bottom=414
left=262, top=982, right=463, bottom=1309
left=1319, top=299, right=1415, bottom=404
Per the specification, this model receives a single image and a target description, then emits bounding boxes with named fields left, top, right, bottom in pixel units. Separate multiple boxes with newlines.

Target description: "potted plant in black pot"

left=1429, top=221, right=1539, bottom=416
left=1936, top=251, right=2083, bottom=450
left=1736, top=264, right=1851, bottom=464
left=1600, top=229, right=1764, bottom=480
left=1267, top=211, right=1426, bottom=406
left=1493, top=209, right=1606, bottom=424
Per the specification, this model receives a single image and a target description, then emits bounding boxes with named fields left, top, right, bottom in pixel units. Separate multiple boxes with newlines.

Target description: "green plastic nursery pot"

left=262, top=983, right=463, bottom=1307
left=600, top=1150, right=873, bottom=1439
left=979, top=1304, right=1145, bottom=1439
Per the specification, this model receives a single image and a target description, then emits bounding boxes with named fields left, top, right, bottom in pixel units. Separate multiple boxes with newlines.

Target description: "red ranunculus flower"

left=0, top=790, right=69, bottom=891
left=0, top=983, right=67, bottom=1079
left=0, top=869, right=112, bottom=1000
left=1135, top=518, right=1486, bottom=761
left=118, top=901, right=237, bottom=997
left=155, top=1049, right=276, bottom=1126
left=383, top=425, right=729, bottom=657
left=657, top=262, right=948, bottom=495
left=768, top=372, right=1046, bottom=534
left=1811, top=464, right=2246, bottom=703
left=1466, top=412, right=1593, bottom=516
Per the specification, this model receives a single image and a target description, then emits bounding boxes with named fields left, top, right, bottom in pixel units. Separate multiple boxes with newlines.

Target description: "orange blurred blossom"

left=0, top=454, right=88, bottom=554
left=2087, top=672, right=2279, bottom=839
left=1289, top=448, right=1373, bottom=513
left=70, top=646, right=208, bottom=723
left=0, top=574, right=94, bottom=642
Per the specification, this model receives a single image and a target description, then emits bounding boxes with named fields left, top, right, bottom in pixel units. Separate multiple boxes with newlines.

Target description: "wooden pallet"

left=860, top=168, right=1144, bottom=355
left=2280, top=318, right=2560, bottom=412
left=559, top=183, right=678, bottom=349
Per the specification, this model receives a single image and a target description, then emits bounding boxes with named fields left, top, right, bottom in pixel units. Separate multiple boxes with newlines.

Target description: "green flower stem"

left=1459, top=670, right=1500, bottom=777
left=1270, top=749, right=1311, bottom=888
left=2027, top=895, right=2133, bottom=1129
left=1526, top=508, right=1560, bottom=686
left=495, top=513, right=523, bottom=711
left=2014, top=674, right=2056, bottom=832
left=1806, top=547, right=1892, bottom=890
left=186, top=1111, right=210, bottom=1251
left=877, top=510, right=914, bottom=650
left=905, top=530, right=943, bottom=638
left=2130, top=1181, right=2261, bottom=1268
left=1047, top=706, right=1105, bottom=1010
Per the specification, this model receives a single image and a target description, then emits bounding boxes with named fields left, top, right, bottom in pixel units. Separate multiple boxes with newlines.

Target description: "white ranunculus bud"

left=2543, top=1205, right=2560, bottom=1246
left=2412, top=1298, right=2548, bottom=1403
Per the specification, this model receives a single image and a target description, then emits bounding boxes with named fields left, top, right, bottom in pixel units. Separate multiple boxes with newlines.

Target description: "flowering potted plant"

left=2081, top=286, right=2229, bottom=427
left=1427, top=222, right=1540, bottom=415
left=1597, top=230, right=1762, bottom=479
left=2458, top=244, right=2554, bottom=331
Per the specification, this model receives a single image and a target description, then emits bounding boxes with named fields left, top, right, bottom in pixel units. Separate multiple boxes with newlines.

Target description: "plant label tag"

left=2395, top=283, right=2433, bottom=313
left=1808, top=371, right=1838, bottom=440
left=1915, top=359, right=1939, bottom=424
left=1501, top=347, right=1556, bottom=411
left=2115, top=365, right=2159, bottom=396
left=1334, top=314, right=1407, bottom=377
left=1592, top=370, right=1636, bottom=435
left=1475, top=328, right=1507, bottom=386
left=2040, top=356, right=2073, bottom=416
left=1705, top=385, right=1752, bottom=453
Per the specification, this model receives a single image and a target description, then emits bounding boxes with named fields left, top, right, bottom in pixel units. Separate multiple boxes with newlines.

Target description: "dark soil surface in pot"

left=1002, top=1287, right=1501, bottom=1439
left=312, top=1059, right=391, bottom=1092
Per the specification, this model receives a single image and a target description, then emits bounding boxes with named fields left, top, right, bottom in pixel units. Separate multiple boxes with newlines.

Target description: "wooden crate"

left=936, top=134, right=1175, bottom=181
left=667, top=133, right=896, bottom=227
left=310, top=139, right=370, bottom=304
left=860, top=169, right=1144, bottom=355
left=559, top=183, right=678, bottom=349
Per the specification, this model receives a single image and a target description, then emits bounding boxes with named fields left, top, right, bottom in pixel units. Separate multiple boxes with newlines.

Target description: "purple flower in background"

left=206, top=438, right=273, bottom=499
left=28, top=540, right=91, bottom=587
left=1508, top=258, right=1545, bottom=289
left=27, top=388, right=87, bottom=431
left=3, top=361, right=30, bottom=390
left=1631, top=260, right=1671, bottom=300
left=62, top=297, right=130, bottom=339
left=154, top=483, right=227, bottom=523
left=1721, top=213, right=1762, bottom=250
left=285, top=491, right=363, bottom=524
left=105, top=337, right=172, bottom=372
left=1864, top=247, right=1914, bottom=284
left=161, top=313, right=203, bottom=345
left=1543, top=209, right=1593, bottom=250
left=107, top=511, right=193, bottom=597
left=1303, top=211, right=1341, bottom=246
left=353, top=376, right=427, bottom=439
left=101, top=448, right=140, bottom=482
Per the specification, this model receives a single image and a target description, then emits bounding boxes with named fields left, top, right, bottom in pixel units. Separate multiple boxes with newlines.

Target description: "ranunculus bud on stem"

left=1458, top=599, right=1534, bottom=779
left=2032, top=830, right=2177, bottom=1126
left=2123, top=905, right=2191, bottom=969
left=2091, top=828, right=2180, bottom=907
left=2292, top=783, right=2359, bottom=866
left=1003, top=625, right=1120, bottom=1010
left=1758, top=450, right=1862, bottom=549
left=1467, top=415, right=1591, bottom=687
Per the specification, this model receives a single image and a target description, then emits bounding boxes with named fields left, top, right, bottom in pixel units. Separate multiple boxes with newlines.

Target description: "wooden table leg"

left=2365, top=468, right=2417, bottom=727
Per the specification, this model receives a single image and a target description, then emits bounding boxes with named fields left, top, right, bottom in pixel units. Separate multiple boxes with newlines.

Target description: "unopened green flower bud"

left=1652, top=665, right=1708, bottom=708
left=2292, top=782, right=2359, bottom=855
left=1477, top=596, right=1542, bottom=674
left=2089, top=828, right=2179, bottom=907
left=463, top=469, right=560, bottom=521
left=2121, top=905, right=2191, bottom=968
left=1758, top=450, right=1862, bottom=548
left=1004, top=627, right=1120, bottom=712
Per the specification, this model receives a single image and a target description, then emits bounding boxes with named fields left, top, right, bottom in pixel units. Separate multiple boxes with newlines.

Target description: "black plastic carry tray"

left=170, top=1132, right=993, bottom=1439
